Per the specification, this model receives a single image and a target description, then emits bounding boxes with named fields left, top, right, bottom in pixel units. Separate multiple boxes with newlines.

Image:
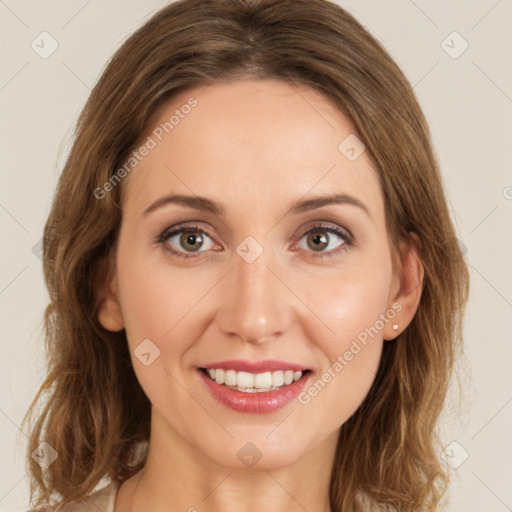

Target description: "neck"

left=123, top=411, right=338, bottom=512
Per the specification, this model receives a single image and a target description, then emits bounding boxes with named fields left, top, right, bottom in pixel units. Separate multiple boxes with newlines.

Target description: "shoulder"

left=26, top=481, right=120, bottom=512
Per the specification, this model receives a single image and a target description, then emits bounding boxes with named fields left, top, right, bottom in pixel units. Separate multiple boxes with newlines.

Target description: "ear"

left=383, top=232, right=424, bottom=341
left=96, top=254, right=125, bottom=332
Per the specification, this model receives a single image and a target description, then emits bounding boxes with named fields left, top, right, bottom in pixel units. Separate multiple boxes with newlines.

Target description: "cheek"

left=115, top=255, right=204, bottom=405
left=115, top=243, right=225, bottom=398
left=118, top=268, right=175, bottom=342
left=300, top=248, right=393, bottom=351
left=116, top=230, right=212, bottom=340
left=295, top=252, right=392, bottom=419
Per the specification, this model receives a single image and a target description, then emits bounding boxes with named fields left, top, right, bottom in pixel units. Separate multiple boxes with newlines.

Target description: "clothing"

left=27, top=481, right=120, bottom=512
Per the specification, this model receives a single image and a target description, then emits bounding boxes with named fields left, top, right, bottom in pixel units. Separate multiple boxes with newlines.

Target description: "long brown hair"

left=21, top=0, right=470, bottom=510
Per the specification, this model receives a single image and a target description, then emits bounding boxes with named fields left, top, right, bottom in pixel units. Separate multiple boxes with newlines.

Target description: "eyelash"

left=154, top=222, right=354, bottom=260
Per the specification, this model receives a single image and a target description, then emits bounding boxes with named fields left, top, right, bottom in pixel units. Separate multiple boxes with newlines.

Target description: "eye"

left=156, top=225, right=216, bottom=259
left=295, top=222, right=353, bottom=259
left=155, top=222, right=354, bottom=261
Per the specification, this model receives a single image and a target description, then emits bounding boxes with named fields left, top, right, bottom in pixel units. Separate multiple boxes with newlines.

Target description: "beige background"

left=1, top=1, right=511, bottom=510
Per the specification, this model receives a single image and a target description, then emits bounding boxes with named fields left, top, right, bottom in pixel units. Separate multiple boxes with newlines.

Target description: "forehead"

left=122, top=79, right=383, bottom=221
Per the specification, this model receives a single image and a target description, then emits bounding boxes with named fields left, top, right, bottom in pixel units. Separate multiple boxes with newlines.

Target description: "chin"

left=200, top=434, right=310, bottom=471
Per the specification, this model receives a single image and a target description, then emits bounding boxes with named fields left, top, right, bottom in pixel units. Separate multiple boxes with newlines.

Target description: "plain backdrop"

left=1, top=1, right=511, bottom=511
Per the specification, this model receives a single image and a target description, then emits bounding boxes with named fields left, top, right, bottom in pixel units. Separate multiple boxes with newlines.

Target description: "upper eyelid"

left=159, top=220, right=350, bottom=237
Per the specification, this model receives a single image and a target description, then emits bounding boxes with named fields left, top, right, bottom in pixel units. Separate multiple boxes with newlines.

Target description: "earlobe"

left=98, top=293, right=125, bottom=332
left=384, top=232, right=424, bottom=341
left=96, top=263, right=125, bottom=332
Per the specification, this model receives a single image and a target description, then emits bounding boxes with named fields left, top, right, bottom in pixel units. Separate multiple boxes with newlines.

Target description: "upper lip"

left=199, top=359, right=310, bottom=373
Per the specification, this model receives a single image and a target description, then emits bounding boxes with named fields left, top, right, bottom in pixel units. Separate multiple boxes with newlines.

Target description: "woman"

left=23, top=0, right=470, bottom=510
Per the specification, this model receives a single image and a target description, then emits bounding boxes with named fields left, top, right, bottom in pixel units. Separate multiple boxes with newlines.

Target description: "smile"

left=197, top=366, right=312, bottom=413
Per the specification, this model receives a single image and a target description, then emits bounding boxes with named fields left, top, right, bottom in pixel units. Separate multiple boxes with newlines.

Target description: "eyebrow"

left=142, top=192, right=371, bottom=218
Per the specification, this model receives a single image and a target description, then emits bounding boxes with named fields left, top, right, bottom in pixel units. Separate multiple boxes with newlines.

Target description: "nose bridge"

left=217, top=240, right=291, bottom=344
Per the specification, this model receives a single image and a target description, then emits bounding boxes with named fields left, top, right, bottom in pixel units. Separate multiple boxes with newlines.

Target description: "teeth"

left=284, top=370, right=294, bottom=385
left=271, top=371, right=284, bottom=387
left=254, top=372, right=272, bottom=388
left=237, top=371, right=254, bottom=388
left=204, top=368, right=305, bottom=391
left=216, top=369, right=225, bottom=384
left=225, top=369, right=237, bottom=386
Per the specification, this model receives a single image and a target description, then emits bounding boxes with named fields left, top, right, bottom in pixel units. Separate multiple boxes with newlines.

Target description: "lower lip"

left=197, top=369, right=311, bottom=413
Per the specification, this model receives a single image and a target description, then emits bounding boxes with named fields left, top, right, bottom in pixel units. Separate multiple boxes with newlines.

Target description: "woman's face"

left=99, top=79, right=416, bottom=470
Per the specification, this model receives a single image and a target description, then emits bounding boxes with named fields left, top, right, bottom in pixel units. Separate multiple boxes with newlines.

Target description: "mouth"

left=195, top=358, right=313, bottom=413
left=198, top=367, right=312, bottom=393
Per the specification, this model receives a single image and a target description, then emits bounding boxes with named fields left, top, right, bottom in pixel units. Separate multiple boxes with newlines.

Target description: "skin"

left=98, top=79, right=423, bottom=512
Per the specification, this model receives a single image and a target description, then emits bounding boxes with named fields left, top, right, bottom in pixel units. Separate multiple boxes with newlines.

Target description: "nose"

left=216, top=246, right=293, bottom=345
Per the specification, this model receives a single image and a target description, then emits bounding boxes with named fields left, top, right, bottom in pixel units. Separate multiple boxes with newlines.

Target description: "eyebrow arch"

left=142, top=192, right=370, bottom=218
left=288, top=193, right=370, bottom=217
